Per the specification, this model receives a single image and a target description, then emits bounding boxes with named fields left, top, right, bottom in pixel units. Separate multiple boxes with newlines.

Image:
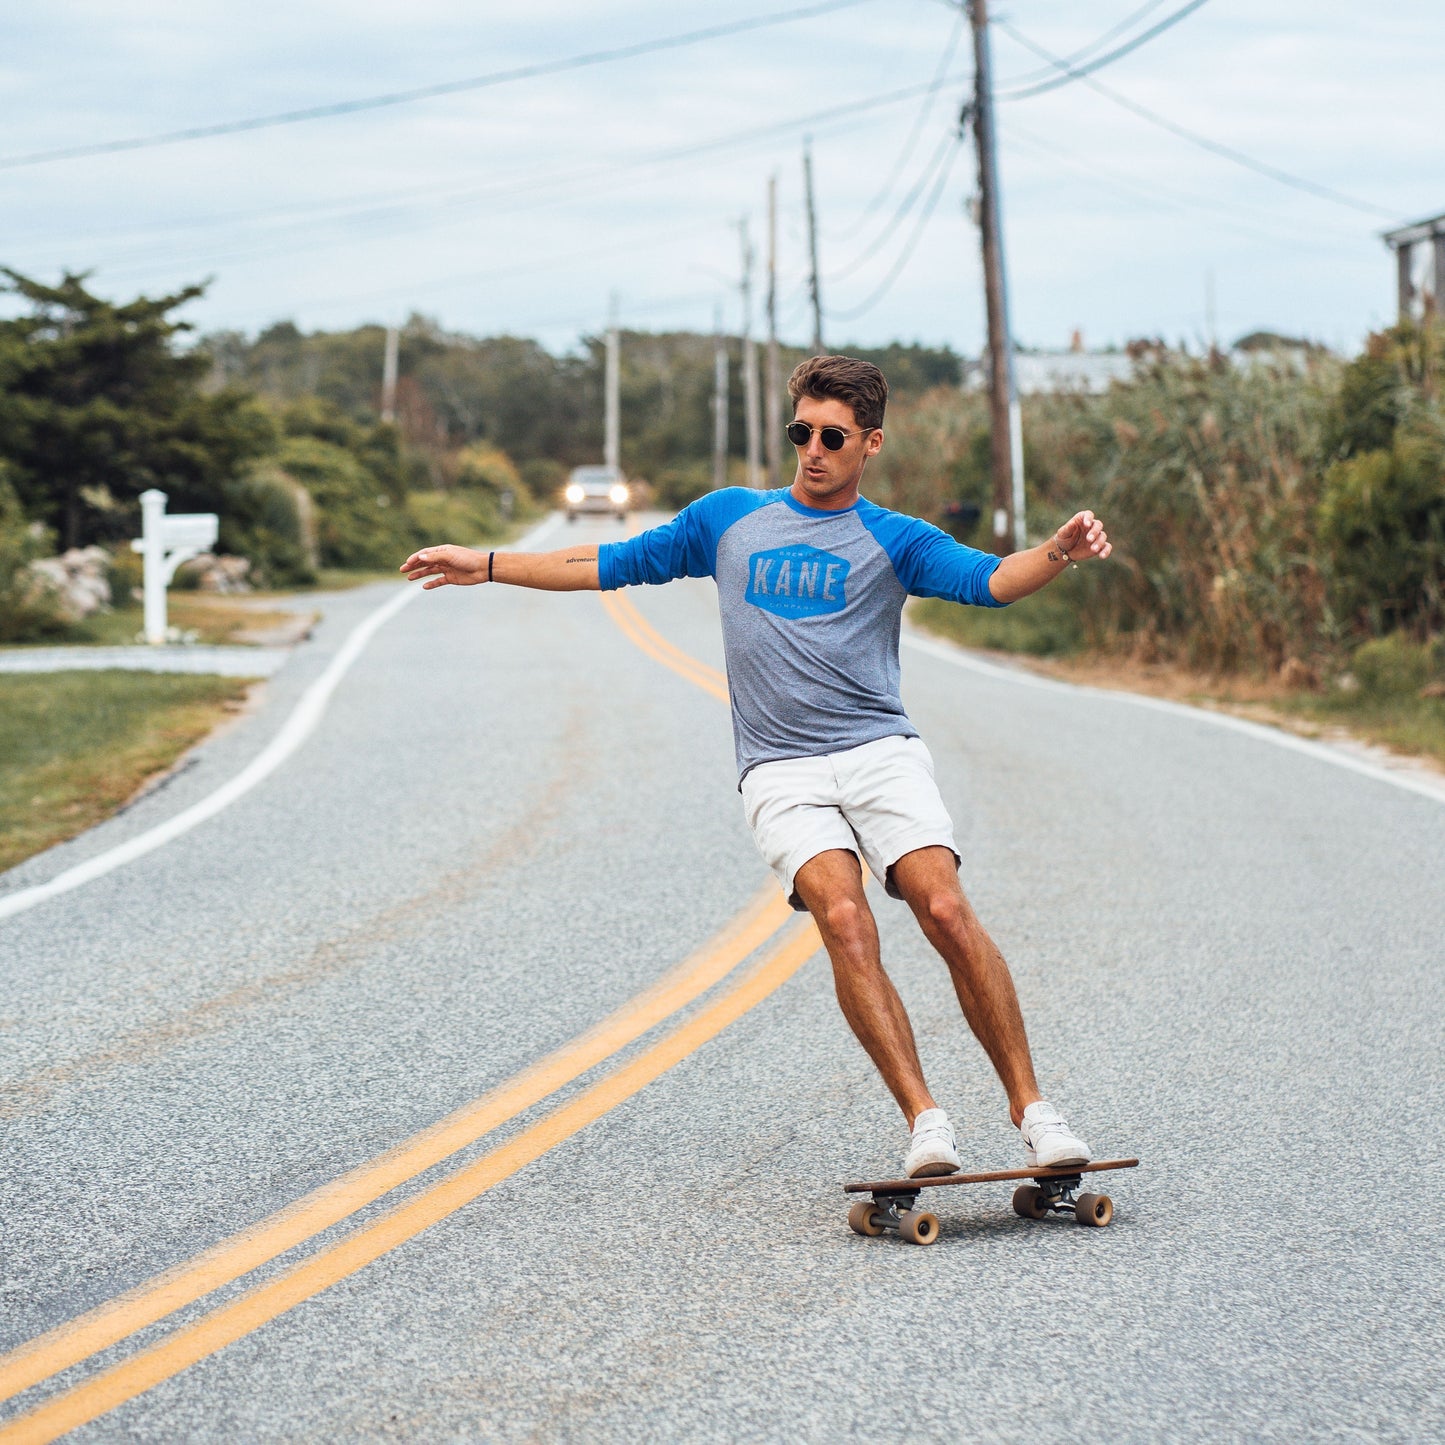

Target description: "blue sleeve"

left=858, top=502, right=1007, bottom=608
left=598, top=488, right=773, bottom=590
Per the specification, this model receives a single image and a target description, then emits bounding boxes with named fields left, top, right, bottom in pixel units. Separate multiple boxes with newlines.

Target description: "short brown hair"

left=787, top=354, right=888, bottom=432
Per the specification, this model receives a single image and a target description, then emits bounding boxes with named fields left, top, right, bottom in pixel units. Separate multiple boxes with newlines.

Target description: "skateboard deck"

left=843, top=1157, right=1139, bottom=1245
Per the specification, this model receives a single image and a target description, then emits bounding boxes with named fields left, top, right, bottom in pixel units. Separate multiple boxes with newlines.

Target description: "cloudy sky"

left=2, top=1, right=1440, bottom=356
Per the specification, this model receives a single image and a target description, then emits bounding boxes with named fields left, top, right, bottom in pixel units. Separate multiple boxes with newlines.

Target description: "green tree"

left=0, top=269, right=274, bottom=550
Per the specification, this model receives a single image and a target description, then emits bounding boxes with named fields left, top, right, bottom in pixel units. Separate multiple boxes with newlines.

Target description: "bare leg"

left=889, top=846, right=1042, bottom=1128
left=793, top=849, right=935, bottom=1126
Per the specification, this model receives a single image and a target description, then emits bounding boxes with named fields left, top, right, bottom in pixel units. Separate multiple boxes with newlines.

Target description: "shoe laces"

left=912, top=1120, right=954, bottom=1146
left=1023, top=1107, right=1071, bottom=1140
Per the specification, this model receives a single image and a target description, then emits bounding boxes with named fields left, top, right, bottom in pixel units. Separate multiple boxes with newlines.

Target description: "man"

left=401, top=355, right=1111, bottom=1179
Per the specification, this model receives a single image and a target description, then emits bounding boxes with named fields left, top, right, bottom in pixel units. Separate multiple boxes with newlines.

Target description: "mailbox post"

left=130, top=489, right=219, bottom=644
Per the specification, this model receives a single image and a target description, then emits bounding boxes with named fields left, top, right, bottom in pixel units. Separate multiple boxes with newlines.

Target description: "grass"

left=0, top=671, right=254, bottom=873
left=911, top=590, right=1084, bottom=657
left=5, top=593, right=311, bottom=648
left=910, top=600, right=1445, bottom=772
left=1264, top=691, right=1445, bottom=770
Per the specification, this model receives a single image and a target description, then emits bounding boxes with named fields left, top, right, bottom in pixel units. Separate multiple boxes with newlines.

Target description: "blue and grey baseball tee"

left=597, top=487, right=1007, bottom=781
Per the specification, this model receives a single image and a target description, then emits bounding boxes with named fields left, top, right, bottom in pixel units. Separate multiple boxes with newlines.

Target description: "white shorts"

left=740, top=735, right=960, bottom=911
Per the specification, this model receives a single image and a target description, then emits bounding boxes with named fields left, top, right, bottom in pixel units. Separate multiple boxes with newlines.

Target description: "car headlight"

left=608, top=484, right=629, bottom=505
left=565, top=484, right=585, bottom=504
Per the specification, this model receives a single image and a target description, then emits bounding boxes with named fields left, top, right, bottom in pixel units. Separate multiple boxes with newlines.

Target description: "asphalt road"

left=2, top=510, right=1443, bottom=1442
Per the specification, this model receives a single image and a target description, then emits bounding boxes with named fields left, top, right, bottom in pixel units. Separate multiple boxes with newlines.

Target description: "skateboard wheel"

left=1012, top=1184, right=1049, bottom=1220
left=848, top=1201, right=886, bottom=1237
left=898, top=1209, right=939, bottom=1246
left=1074, top=1192, right=1113, bottom=1227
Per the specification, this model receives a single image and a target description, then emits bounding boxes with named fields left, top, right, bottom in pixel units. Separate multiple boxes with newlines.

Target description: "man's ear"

left=866, top=427, right=884, bottom=456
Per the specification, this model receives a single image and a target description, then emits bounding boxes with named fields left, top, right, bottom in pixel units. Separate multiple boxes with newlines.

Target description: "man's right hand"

left=400, top=545, right=489, bottom=589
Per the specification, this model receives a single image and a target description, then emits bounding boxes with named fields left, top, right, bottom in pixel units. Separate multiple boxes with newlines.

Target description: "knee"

left=820, top=894, right=871, bottom=954
left=923, top=889, right=971, bottom=940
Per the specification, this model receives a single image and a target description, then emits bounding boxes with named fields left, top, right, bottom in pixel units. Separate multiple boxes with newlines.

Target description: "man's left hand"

left=1054, top=510, right=1112, bottom=562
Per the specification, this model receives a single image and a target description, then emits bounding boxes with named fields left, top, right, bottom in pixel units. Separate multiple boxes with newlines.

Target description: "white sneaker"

left=1019, top=1101, right=1092, bottom=1168
left=903, top=1107, right=962, bottom=1178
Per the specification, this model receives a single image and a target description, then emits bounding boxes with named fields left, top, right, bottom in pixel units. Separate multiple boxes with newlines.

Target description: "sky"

left=2, top=0, right=1441, bottom=358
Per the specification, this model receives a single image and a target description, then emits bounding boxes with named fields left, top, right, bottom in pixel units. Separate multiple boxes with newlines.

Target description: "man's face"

left=789, top=394, right=884, bottom=510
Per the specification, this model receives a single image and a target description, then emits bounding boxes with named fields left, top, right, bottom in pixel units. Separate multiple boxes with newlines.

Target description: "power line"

left=0, top=0, right=877, bottom=171
left=995, top=0, right=1212, bottom=101
left=993, top=0, right=1172, bottom=89
left=994, top=16, right=1397, bottom=218
left=830, top=4, right=966, bottom=241
left=28, top=71, right=976, bottom=284
left=826, top=127, right=955, bottom=280
left=828, top=137, right=961, bottom=322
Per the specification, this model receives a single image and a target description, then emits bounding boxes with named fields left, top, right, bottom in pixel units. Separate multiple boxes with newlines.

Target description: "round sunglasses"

left=785, top=421, right=876, bottom=451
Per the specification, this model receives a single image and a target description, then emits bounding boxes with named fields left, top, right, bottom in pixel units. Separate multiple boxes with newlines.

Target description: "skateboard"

left=843, top=1158, right=1139, bottom=1245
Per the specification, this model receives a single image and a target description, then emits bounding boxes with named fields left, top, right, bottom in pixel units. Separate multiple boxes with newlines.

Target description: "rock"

left=23, top=547, right=111, bottom=622
left=1278, top=656, right=1319, bottom=691
left=176, top=553, right=253, bottom=593
left=1420, top=680, right=1445, bottom=700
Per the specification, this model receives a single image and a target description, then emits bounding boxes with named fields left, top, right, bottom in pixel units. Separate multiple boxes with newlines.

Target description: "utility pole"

left=712, top=305, right=729, bottom=491
left=604, top=292, right=621, bottom=473
left=803, top=138, right=824, bottom=354
left=380, top=325, right=399, bottom=423
left=967, top=0, right=1024, bottom=554
left=766, top=173, right=783, bottom=487
left=739, top=218, right=762, bottom=488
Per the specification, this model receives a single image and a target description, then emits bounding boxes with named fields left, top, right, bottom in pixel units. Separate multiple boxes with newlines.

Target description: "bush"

left=519, top=457, right=565, bottom=505
left=1350, top=632, right=1444, bottom=697
left=454, top=442, right=521, bottom=495
left=0, top=472, right=67, bottom=641
left=219, top=463, right=318, bottom=588
left=271, top=436, right=407, bottom=570
left=1312, top=324, right=1445, bottom=640
left=403, top=490, right=503, bottom=548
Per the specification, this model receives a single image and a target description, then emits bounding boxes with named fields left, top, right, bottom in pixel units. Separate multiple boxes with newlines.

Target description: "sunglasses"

left=785, top=421, right=875, bottom=451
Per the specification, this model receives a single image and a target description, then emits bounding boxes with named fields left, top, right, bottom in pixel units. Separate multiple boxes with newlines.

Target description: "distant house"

left=1383, top=211, right=1445, bottom=322
left=961, top=332, right=1134, bottom=395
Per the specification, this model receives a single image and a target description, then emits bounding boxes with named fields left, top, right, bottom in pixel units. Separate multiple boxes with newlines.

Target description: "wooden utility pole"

left=803, top=139, right=824, bottom=354
left=740, top=218, right=762, bottom=488
left=380, top=325, right=399, bottom=423
left=604, top=293, right=621, bottom=473
left=968, top=0, right=1024, bottom=554
left=766, top=173, right=783, bottom=487
left=712, top=306, right=729, bottom=491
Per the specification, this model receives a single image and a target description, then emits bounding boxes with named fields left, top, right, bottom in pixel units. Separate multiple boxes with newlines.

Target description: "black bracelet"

left=488, top=550, right=495, bottom=582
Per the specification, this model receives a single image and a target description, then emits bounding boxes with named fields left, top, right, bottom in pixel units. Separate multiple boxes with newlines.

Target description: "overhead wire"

left=828, top=136, right=961, bottom=321
left=992, top=0, right=1172, bottom=89
left=994, top=17, right=1397, bottom=218
left=829, top=4, right=966, bottom=241
left=994, top=0, right=1212, bottom=101
left=826, top=127, right=957, bottom=280
left=0, top=0, right=878, bottom=171
left=33, top=71, right=975, bottom=287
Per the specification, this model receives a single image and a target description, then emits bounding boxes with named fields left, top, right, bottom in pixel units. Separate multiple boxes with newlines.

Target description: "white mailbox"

left=130, top=489, right=219, bottom=645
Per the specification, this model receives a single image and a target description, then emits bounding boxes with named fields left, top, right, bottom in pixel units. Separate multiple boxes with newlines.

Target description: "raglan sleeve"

left=877, top=513, right=1008, bottom=608
left=596, top=494, right=722, bottom=590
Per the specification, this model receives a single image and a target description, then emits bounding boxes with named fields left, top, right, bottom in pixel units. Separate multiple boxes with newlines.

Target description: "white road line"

left=902, top=630, right=1445, bottom=808
left=0, top=515, right=564, bottom=922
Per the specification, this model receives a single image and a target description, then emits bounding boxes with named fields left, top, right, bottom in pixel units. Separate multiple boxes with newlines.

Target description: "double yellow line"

left=0, top=581, right=818, bottom=1442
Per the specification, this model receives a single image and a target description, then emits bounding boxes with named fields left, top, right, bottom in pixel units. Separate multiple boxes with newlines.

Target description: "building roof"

left=1382, top=212, right=1445, bottom=247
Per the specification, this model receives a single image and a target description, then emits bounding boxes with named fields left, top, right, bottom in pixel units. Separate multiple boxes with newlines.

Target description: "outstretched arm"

left=399, top=543, right=600, bottom=591
left=987, top=510, right=1111, bottom=604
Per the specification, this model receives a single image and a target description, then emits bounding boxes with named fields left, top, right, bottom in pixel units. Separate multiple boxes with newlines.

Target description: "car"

left=564, top=464, right=630, bottom=521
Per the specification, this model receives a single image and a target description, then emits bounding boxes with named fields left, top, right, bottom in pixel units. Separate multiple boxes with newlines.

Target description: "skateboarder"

left=401, top=354, right=1112, bottom=1179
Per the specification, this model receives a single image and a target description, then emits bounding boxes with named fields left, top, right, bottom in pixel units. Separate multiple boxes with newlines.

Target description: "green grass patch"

left=910, top=589, right=1084, bottom=657
left=0, top=671, right=253, bottom=873
left=1272, top=691, right=1445, bottom=770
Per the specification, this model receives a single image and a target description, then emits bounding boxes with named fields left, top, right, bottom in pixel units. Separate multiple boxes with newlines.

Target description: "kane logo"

left=745, top=545, right=849, bottom=619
